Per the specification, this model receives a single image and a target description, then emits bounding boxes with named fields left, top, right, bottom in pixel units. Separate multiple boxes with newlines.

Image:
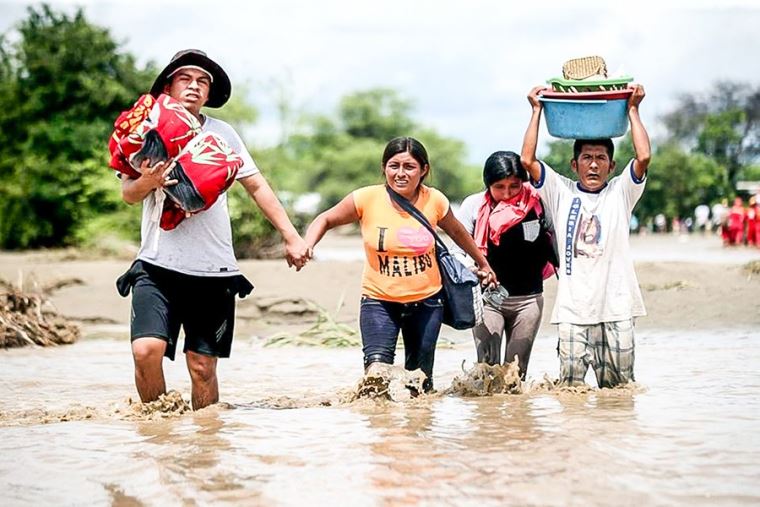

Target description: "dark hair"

left=381, top=137, right=431, bottom=181
left=573, top=139, right=614, bottom=161
left=483, top=151, right=527, bottom=187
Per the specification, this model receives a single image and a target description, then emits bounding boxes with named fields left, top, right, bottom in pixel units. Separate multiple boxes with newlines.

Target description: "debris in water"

left=0, top=278, right=80, bottom=349
left=264, top=298, right=359, bottom=348
left=743, top=260, right=760, bottom=278
left=641, top=280, right=691, bottom=291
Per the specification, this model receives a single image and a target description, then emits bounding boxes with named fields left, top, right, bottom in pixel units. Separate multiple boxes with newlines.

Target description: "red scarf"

left=474, top=183, right=542, bottom=254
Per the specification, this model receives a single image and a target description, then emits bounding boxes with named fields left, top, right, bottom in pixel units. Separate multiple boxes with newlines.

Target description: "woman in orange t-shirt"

left=305, top=137, right=495, bottom=392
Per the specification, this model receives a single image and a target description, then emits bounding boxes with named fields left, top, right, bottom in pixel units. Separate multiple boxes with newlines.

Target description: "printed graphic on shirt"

left=574, top=213, right=603, bottom=259
left=397, top=226, right=433, bottom=255
left=375, top=225, right=434, bottom=277
left=564, top=197, right=581, bottom=274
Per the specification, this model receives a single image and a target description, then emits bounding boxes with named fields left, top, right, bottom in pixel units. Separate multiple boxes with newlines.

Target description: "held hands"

left=139, top=159, right=178, bottom=190
left=285, top=235, right=313, bottom=272
left=475, top=266, right=497, bottom=289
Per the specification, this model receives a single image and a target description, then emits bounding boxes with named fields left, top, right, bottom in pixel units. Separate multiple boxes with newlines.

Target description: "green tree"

left=635, top=144, right=725, bottom=224
left=0, top=4, right=153, bottom=248
left=662, top=81, right=759, bottom=190
left=263, top=88, right=480, bottom=210
left=541, top=139, right=574, bottom=179
left=339, top=88, right=415, bottom=140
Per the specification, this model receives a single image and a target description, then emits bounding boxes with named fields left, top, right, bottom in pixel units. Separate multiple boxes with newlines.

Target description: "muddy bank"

left=0, top=235, right=758, bottom=340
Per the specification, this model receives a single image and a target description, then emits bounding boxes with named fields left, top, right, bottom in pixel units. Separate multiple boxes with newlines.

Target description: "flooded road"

left=2, top=327, right=758, bottom=506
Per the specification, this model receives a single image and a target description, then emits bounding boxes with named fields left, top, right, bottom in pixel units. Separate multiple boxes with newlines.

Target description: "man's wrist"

left=282, top=230, right=301, bottom=243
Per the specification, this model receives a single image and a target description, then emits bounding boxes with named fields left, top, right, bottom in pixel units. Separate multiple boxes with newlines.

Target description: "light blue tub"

left=540, top=96, right=629, bottom=139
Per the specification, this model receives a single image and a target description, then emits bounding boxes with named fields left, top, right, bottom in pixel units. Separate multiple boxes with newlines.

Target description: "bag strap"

left=385, top=185, right=450, bottom=255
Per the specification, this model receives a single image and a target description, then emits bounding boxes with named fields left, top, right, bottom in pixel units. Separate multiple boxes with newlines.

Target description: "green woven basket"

left=547, top=76, right=633, bottom=93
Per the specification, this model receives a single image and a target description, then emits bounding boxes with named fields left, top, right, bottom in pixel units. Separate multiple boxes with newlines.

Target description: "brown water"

left=1, top=328, right=759, bottom=506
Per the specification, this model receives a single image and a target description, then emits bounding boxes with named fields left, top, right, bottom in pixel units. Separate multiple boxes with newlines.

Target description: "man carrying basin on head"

left=116, top=49, right=311, bottom=409
left=520, top=84, right=650, bottom=388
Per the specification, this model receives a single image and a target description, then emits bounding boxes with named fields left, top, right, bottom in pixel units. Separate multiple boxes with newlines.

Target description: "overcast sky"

left=2, top=0, right=759, bottom=163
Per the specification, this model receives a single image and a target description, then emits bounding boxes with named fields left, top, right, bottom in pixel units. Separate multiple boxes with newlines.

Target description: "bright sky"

left=2, top=0, right=759, bottom=163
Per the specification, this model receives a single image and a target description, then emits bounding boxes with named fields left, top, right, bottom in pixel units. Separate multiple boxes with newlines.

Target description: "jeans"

left=359, top=292, right=444, bottom=392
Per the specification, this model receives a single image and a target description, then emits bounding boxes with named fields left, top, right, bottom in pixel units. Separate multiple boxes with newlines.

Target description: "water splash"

left=350, top=363, right=427, bottom=402
left=446, top=361, right=523, bottom=396
left=123, top=390, right=192, bottom=419
left=0, top=390, right=201, bottom=426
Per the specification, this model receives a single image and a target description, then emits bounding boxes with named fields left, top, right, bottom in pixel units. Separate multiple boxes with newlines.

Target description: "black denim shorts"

left=116, top=261, right=253, bottom=360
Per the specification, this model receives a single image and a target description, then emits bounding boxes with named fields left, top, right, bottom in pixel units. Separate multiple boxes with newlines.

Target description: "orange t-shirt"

left=353, top=184, right=450, bottom=303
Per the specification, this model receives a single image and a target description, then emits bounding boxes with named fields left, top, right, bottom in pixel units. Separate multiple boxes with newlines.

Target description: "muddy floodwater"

left=1, top=326, right=758, bottom=506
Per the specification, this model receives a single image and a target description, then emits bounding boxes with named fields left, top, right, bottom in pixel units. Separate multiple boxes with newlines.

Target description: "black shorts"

left=117, top=261, right=253, bottom=360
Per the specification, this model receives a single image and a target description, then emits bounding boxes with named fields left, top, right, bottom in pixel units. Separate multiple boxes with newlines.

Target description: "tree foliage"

left=1, top=5, right=756, bottom=253
left=0, top=4, right=153, bottom=248
left=635, top=144, right=725, bottom=222
left=258, top=88, right=481, bottom=211
left=662, top=81, right=760, bottom=189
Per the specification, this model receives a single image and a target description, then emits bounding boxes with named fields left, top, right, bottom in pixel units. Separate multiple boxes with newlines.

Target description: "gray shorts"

left=557, top=319, right=635, bottom=388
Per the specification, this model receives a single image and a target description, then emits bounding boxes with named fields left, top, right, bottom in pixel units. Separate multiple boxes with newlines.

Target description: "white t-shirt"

left=450, top=191, right=486, bottom=267
left=136, top=115, right=259, bottom=277
left=534, top=160, right=646, bottom=324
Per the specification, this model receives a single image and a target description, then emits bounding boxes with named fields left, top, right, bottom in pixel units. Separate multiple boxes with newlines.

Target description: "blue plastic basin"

left=540, top=96, right=629, bottom=139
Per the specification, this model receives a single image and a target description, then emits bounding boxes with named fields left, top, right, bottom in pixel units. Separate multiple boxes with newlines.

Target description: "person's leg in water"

left=132, top=337, right=168, bottom=402
left=359, top=297, right=401, bottom=372
left=591, top=319, right=635, bottom=388
left=503, top=294, right=543, bottom=380
left=128, top=262, right=180, bottom=403
left=472, top=301, right=506, bottom=366
left=180, top=275, right=237, bottom=410
left=186, top=351, right=219, bottom=409
left=400, top=292, right=444, bottom=393
left=557, top=322, right=593, bottom=386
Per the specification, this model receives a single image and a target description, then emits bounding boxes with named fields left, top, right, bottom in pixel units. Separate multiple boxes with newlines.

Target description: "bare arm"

left=304, top=194, right=359, bottom=249
left=628, top=84, right=651, bottom=179
left=121, top=160, right=176, bottom=204
left=439, top=209, right=496, bottom=287
left=520, top=86, right=546, bottom=183
left=238, top=173, right=310, bottom=270
left=449, top=194, right=478, bottom=264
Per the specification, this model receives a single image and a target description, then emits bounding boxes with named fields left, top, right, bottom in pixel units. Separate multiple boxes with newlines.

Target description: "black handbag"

left=386, top=186, right=481, bottom=330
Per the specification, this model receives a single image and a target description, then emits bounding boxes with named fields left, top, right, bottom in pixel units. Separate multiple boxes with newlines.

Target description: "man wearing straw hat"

left=520, top=84, right=650, bottom=388
left=118, top=49, right=310, bottom=409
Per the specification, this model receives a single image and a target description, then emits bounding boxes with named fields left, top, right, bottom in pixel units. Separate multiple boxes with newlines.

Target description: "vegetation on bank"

left=1, top=5, right=757, bottom=255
